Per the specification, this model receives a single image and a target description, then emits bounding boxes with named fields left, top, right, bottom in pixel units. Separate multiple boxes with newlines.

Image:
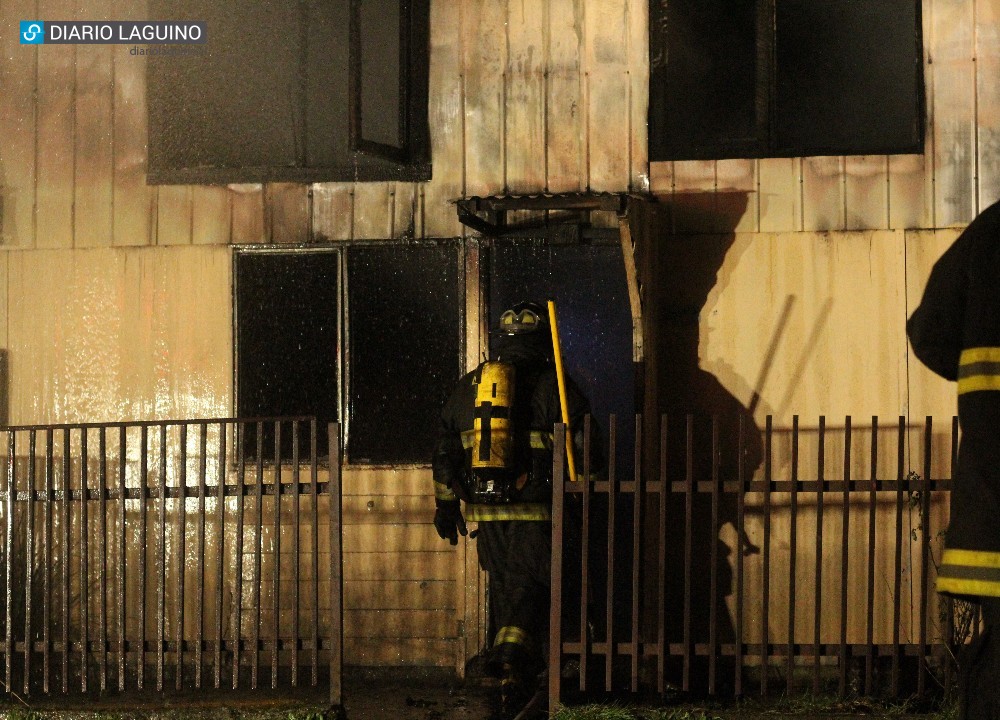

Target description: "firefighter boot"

left=498, top=663, right=533, bottom=720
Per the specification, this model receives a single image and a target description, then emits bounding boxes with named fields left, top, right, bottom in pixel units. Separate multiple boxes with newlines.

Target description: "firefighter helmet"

left=498, top=301, right=549, bottom=336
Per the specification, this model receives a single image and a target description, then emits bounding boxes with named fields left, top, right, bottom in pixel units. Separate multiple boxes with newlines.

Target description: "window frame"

left=232, top=239, right=464, bottom=468
left=147, top=0, right=431, bottom=185
left=648, top=0, right=925, bottom=162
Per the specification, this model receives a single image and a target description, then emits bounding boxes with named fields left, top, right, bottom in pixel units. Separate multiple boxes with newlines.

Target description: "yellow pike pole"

left=547, top=299, right=578, bottom=482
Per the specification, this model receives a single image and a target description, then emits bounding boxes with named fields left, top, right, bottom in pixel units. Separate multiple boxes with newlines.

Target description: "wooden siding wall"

left=0, top=0, right=994, bottom=669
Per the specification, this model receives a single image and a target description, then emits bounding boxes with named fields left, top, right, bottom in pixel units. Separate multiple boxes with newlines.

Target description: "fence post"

left=918, top=417, right=932, bottom=696
left=5, top=431, right=14, bottom=694
left=549, top=422, right=566, bottom=714
left=328, top=423, right=343, bottom=709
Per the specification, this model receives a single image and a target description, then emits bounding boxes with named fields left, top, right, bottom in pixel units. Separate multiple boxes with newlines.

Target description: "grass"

left=551, top=694, right=959, bottom=720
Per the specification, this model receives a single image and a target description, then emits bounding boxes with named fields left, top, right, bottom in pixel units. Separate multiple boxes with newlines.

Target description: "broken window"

left=649, top=0, right=924, bottom=160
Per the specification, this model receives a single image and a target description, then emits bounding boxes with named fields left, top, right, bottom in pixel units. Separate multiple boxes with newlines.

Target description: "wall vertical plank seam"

left=543, top=0, right=551, bottom=193
left=70, top=44, right=78, bottom=249
left=228, top=191, right=235, bottom=245
left=972, top=0, right=980, bottom=217
left=109, top=42, right=116, bottom=247
left=926, top=0, right=937, bottom=231
left=31, top=5, right=40, bottom=250
left=263, top=183, right=272, bottom=243
left=625, top=0, right=633, bottom=192
left=501, top=0, right=510, bottom=195
left=797, top=158, right=804, bottom=232
left=388, top=188, right=396, bottom=238
left=458, top=0, right=468, bottom=228
left=754, top=159, right=761, bottom=235
left=418, top=184, right=425, bottom=240
left=840, top=156, right=847, bottom=233
left=887, top=158, right=894, bottom=226
left=581, top=1, right=589, bottom=192
left=349, top=187, right=356, bottom=241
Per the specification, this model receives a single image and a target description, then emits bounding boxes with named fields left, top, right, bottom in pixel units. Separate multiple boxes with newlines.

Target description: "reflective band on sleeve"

left=958, top=348, right=1000, bottom=395
left=465, top=502, right=550, bottom=522
left=937, top=548, right=1000, bottom=597
left=433, top=480, right=457, bottom=502
left=959, top=347, right=1000, bottom=365
left=530, top=431, right=553, bottom=449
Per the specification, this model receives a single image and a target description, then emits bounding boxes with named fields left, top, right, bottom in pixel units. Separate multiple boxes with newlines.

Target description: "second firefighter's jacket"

left=907, top=198, right=1000, bottom=599
left=431, top=358, right=594, bottom=522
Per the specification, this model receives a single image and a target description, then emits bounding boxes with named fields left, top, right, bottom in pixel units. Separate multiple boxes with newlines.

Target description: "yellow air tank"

left=472, top=362, right=516, bottom=470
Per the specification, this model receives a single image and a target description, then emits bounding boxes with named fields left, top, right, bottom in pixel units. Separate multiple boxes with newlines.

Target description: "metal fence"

left=0, top=418, right=343, bottom=702
left=549, top=414, right=966, bottom=706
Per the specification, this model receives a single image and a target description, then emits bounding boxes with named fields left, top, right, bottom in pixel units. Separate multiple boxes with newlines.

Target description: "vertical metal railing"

left=0, top=417, right=343, bottom=700
left=550, top=414, right=958, bottom=709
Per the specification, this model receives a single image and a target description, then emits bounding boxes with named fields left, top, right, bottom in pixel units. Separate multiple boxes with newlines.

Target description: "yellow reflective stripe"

left=465, top=503, right=550, bottom=522
left=941, top=548, right=1000, bottom=569
left=960, top=347, right=1000, bottom=364
left=958, top=375, right=1000, bottom=394
left=530, top=431, right=553, bottom=449
left=433, top=481, right=457, bottom=502
left=937, top=548, right=1000, bottom=597
left=495, top=625, right=531, bottom=647
left=937, top=576, right=1000, bottom=597
left=958, top=347, right=1000, bottom=395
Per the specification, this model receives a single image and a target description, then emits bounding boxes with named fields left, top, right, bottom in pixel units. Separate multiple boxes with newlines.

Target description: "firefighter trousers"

left=476, top=519, right=551, bottom=672
left=960, top=596, right=1000, bottom=720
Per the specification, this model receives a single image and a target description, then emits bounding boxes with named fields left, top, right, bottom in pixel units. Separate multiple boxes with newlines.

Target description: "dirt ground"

left=0, top=667, right=495, bottom=720
left=341, top=668, right=495, bottom=720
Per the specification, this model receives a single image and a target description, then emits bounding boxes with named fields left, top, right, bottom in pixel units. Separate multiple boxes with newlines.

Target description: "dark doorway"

left=488, top=239, right=635, bottom=477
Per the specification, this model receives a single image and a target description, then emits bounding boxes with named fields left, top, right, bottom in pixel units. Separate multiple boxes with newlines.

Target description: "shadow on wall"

left=635, top=192, right=763, bottom=693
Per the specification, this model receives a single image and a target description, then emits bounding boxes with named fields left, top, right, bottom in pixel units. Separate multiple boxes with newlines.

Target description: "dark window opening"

left=649, top=0, right=924, bottom=160
left=235, top=242, right=461, bottom=466
left=148, top=0, right=430, bottom=184
left=235, top=250, right=341, bottom=460
left=346, top=243, right=462, bottom=465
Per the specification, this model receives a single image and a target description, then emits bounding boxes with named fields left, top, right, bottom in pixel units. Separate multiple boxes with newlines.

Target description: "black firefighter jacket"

left=907, top=198, right=1000, bottom=599
left=431, top=360, right=594, bottom=522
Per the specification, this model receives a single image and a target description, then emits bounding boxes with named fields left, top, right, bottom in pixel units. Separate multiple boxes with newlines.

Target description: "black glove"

left=434, top=499, right=467, bottom=545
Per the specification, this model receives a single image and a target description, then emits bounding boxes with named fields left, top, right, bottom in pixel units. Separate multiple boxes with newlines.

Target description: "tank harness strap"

left=461, top=429, right=553, bottom=449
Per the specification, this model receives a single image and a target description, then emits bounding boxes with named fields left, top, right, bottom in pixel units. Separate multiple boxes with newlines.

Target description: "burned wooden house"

left=0, top=0, right=992, bottom=702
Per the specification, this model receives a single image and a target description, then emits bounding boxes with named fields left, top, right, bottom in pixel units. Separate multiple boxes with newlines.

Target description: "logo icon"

left=20, top=21, right=44, bottom=44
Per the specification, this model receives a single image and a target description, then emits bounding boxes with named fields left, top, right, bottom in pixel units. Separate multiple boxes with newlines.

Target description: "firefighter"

left=431, top=300, right=596, bottom=719
left=907, top=198, right=1000, bottom=720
